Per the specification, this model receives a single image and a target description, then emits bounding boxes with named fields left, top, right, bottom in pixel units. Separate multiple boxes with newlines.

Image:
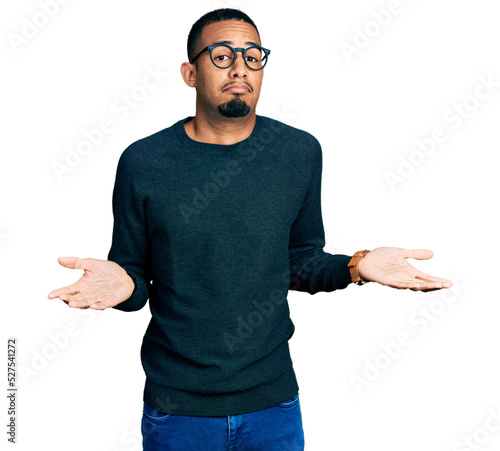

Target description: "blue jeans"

left=141, top=393, right=305, bottom=450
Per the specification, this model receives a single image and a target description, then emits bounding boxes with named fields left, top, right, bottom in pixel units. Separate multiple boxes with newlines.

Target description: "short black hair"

left=187, top=8, right=260, bottom=64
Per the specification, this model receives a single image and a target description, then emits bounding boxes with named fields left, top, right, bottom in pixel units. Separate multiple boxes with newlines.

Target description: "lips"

left=223, top=84, right=251, bottom=93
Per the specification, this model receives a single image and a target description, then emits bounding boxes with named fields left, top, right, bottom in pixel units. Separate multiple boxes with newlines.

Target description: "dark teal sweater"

left=107, top=115, right=353, bottom=416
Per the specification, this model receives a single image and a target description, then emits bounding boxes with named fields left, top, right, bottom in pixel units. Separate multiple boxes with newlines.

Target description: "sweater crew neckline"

left=174, top=115, right=263, bottom=152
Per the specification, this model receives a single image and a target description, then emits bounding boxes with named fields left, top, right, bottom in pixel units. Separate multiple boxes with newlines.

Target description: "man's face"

left=192, top=20, right=264, bottom=118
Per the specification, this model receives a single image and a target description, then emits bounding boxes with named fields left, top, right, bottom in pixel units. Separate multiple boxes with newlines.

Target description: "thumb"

left=57, top=256, right=88, bottom=270
left=404, top=249, right=434, bottom=260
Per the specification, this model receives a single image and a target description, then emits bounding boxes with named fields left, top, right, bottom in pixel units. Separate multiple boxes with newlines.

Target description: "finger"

left=66, top=302, right=90, bottom=309
left=65, top=300, right=90, bottom=309
left=57, top=256, right=95, bottom=270
left=418, top=286, right=444, bottom=293
left=62, top=290, right=108, bottom=310
left=408, top=280, right=450, bottom=291
left=48, top=284, right=81, bottom=299
left=60, top=292, right=91, bottom=309
left=388, top=278, right=443, bottom=290
left=392, top=281, right=424, bottom=290
left=415, top=273, right=452, bottom=287
left=58, top=291, right=81, bottom=302
left=72, top=299, right=106, bottom=310
left=403, top=249, right=434, bottom=260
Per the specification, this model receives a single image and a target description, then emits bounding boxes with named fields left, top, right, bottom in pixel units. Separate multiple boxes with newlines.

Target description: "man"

left=48, top=8, right=452, bottom=450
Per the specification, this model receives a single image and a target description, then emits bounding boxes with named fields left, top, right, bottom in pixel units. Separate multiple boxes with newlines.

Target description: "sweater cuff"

left=112, top=271, right=150, bottom=312
left=336, top=254, right=353, bottom=289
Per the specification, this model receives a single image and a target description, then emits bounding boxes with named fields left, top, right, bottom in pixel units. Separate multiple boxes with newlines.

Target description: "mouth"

left=223, top=84, right=252, bottom=93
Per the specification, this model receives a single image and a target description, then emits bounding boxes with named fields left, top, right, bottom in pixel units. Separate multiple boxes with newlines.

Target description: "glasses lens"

left=245, top=47, right=267, bottom=70
left=211, top=45, right=234, bottom=68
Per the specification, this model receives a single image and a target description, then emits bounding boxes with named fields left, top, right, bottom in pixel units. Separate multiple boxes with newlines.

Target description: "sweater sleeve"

left=288, top=138, right=352, bottom=294
left=107, top=147, right=153, bottom=311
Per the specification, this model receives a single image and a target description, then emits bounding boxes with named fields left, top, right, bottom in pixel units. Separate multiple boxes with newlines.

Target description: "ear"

left=180, top=62, right=197, bottom=88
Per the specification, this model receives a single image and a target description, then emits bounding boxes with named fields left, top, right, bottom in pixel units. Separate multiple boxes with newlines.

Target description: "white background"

left=1, top=0, right=499, bottom=450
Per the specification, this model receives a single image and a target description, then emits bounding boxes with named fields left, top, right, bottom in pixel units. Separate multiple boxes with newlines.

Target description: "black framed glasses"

left=190, top=43, right=271, bottom=71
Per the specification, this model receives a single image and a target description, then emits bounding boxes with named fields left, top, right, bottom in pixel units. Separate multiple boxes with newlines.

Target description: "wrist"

left=348, top=250, right=370, bottom=285
left=121, top=273, right=136, bottom=301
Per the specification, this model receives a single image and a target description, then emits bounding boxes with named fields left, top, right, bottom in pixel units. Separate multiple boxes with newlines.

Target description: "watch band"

left=348, top=250, right=370, bottom=285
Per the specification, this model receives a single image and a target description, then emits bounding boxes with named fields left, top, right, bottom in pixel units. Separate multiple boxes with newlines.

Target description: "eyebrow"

left=212, top=40, right=260, bottom=47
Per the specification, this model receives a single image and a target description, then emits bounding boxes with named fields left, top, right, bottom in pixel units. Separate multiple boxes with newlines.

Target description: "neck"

left=184, top=105, right=257, bottom=145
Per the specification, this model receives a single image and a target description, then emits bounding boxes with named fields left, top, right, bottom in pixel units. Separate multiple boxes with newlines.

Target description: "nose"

left=228, top=50, right=248, bottom=77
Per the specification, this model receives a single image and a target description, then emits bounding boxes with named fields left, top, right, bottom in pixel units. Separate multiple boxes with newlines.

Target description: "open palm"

left=47, top=257, right=135, bottom=309
left=358, top=247, right=452, bottom=291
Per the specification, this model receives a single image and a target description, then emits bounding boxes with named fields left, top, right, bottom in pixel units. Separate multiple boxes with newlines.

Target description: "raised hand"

left=357, top=247, right=452, bottom=291
left=47, top=257, right=135, bottom=309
